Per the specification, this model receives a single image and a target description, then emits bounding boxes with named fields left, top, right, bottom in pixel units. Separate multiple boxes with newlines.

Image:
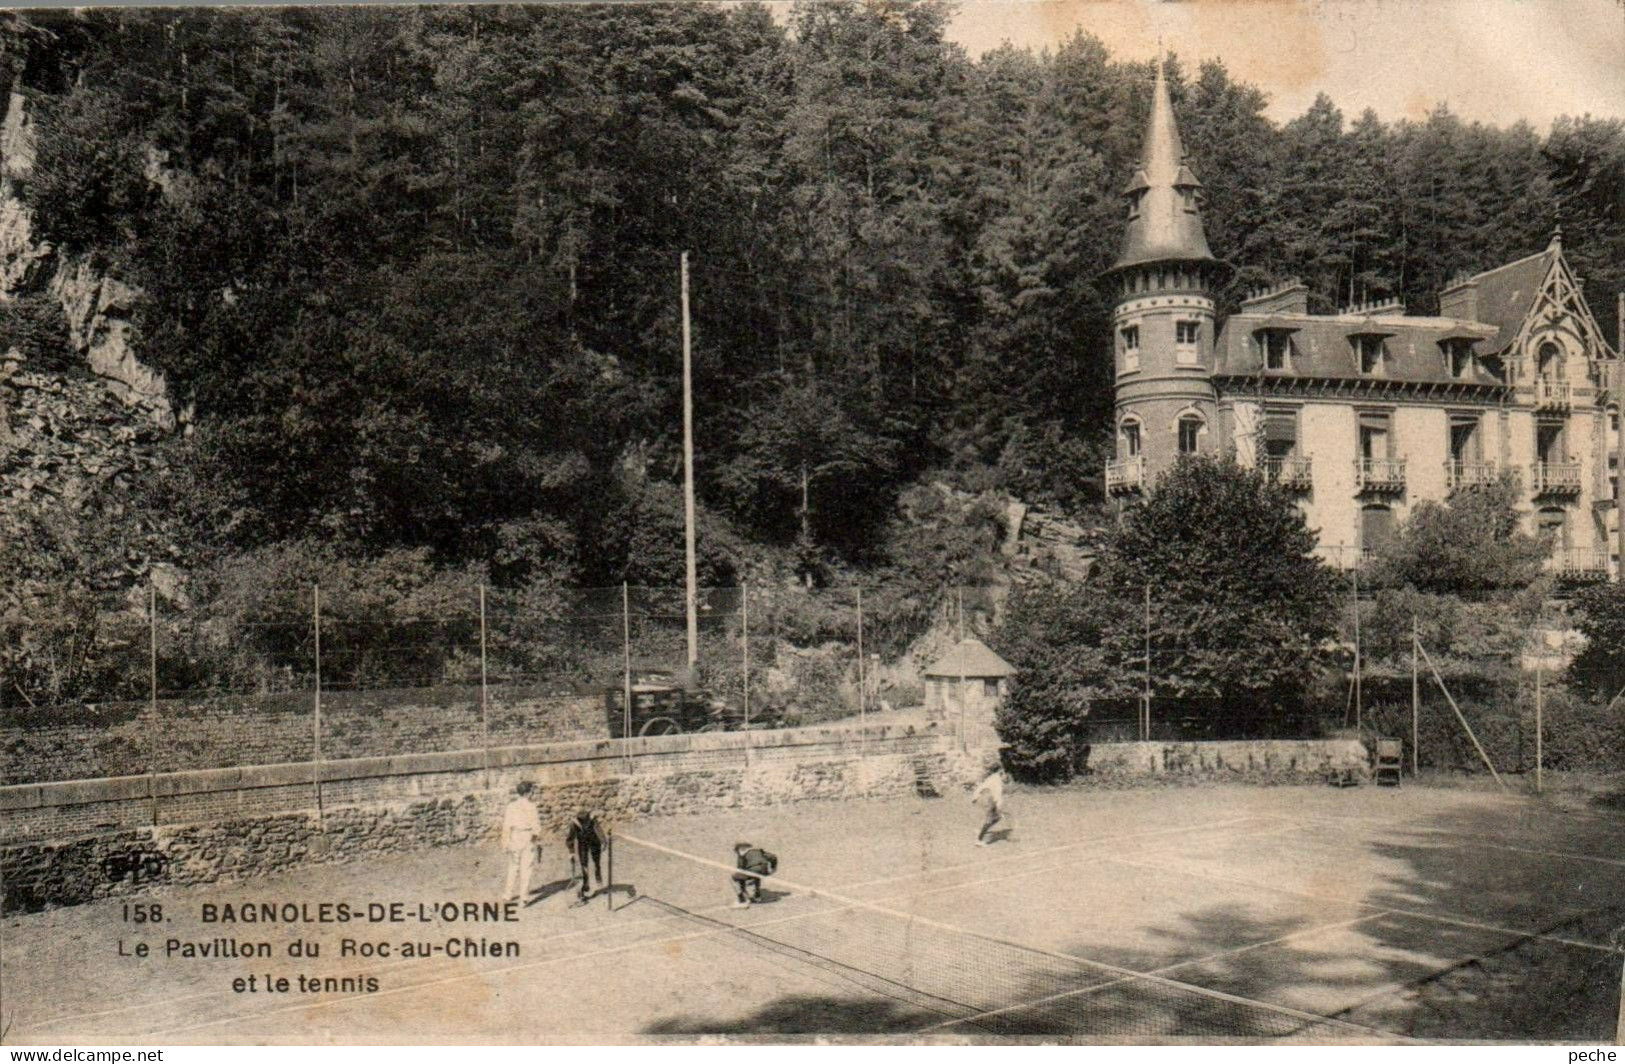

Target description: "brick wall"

left=2, top=689, right=606, bottom=783
left=0, top=722, right=975, bottom=913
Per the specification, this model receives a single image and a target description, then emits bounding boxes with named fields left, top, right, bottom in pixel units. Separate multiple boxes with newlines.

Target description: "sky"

left=939, top=0, right=1625, bottom=128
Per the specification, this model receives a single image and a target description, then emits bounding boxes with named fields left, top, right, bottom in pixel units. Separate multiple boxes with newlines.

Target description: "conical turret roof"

left=1111, top=58, right=1217, bottom=273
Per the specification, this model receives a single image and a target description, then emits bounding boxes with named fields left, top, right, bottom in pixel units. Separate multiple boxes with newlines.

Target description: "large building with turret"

left=1104, top=61, right=1623, bottom=580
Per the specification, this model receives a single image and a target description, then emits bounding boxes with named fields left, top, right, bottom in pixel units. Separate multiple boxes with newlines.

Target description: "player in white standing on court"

left=971, top=764, right=1008, bottom=846
left=501, top=780, right=543, bottom=903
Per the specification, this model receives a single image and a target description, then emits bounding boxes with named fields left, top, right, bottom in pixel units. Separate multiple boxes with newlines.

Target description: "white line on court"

left=1275, top=811, right=1625, bottom=869
left=1102, top=851, right=1616, bottom=953
left=23, top=811, right=1267, bottom=1035
left=920, top=910, right=1399, bottom=1036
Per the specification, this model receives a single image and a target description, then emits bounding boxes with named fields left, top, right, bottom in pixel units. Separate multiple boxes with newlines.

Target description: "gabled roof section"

left=1460, top=246, right=1556, bottom=354
left=923, top=638, right=1015, bottom=679
left=1109, top=58, right=1217, bottom=273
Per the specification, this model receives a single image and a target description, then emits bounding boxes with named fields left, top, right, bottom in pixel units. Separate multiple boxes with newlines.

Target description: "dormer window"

left=1179, top=188, right=1197, bottom=214
left=1176, top=320, right=1201, bottom=365
left=1257, top=330, right=1292, bottom=371
left=1127, top=190, right=1146, bottom=220
left=1354, top=335, right=1386, bottom=375
left=1443, top=339, right=1475, bottom=379
left=1121, top=325, right=1140, bottom=371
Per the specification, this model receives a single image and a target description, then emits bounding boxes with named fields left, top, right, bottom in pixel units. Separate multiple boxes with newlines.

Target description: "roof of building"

left=1110, top=59, right=1217, bottom=273
left=923, top=638, right=1016, bottom=678
left=1214, top=310, right=1503, bottom=385
left=1455, top=245, right=1558, bottom=355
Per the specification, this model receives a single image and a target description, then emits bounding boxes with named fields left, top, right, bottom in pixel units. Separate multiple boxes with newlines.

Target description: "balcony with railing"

left=1444, top=460, right=1498, bottom=493
left=1258, top=454, right=1313, bottom=491
left=1105, top=456, right=1145, bottom=495
left=1534, top=376, right=1572, bottom=411
left=1545, top=547, right=1610, bottom=581
left=1530, top=461, right=1582, bottom=496
left=1353, top=457, right=1406, bottom=493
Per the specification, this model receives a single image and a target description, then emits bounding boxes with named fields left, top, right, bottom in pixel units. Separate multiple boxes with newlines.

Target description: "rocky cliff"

left=0, top=87, right=176, bottom=588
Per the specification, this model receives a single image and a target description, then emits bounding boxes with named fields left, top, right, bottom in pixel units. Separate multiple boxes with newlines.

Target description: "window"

left=1538, top=340, right=1563, bottom=379
left=1537, top=507, right=1568, bottom=544
left=1262, top=409, right=1298, bottom=458
left=1179, top=188, right=1197, bottom=214
left=1355, top=335, right=1385, bottom=375
left=982, top=679, right=999, bottom=698
left=1128, top=190, right=1145, bottom=219
left=1537, top=422, right=1564, bottom=465
left=1360, top=505, right=1395, bottom=556
left=1178, top=414, right=1203, bottom=455
left=1176, top=320, right=1201, bottom=365
left=1260, top=331, right=1292, bottom=371
left=1448, top=414, right=1480, bottom=463
left=1357, top=411, right=1391, bottom=460
left=1444, top=340, right=1474, bottom=379
left=1121, top=325, right=1140, bottom=372
left=1120, top=419, right=1141, bottom=458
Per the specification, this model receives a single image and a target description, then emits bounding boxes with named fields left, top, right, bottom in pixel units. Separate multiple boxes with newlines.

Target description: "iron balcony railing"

left=1530, top=461, right=1583, bottom=495
left=1105, top=456, right=1145, bottom=494
left=1258, top=454, right=1313, bottom=490
left=1444, top=460, right=1498, bottom=492
left=1545, top=547, right=1610, bottom=580
left=1353, top=457, right=1406, bottom=493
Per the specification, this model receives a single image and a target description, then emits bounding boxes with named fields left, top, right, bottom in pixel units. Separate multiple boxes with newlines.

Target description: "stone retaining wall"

left=0, top=723, right=974, bottom=914
left=1086, top=739, right=1369, bottom=782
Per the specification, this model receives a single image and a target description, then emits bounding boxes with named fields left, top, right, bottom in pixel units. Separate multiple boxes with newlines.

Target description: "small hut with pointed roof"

left=922, top=638, right=1015, bottom=748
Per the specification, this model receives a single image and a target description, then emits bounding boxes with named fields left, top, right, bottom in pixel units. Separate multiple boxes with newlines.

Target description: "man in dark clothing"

left=566, top=809, right=604, bottom=906
left=732, top=841, right=777, bottom=907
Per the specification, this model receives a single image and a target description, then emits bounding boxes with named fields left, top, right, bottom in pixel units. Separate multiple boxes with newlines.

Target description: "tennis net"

left=608, top=832, right=1414, bottom=1041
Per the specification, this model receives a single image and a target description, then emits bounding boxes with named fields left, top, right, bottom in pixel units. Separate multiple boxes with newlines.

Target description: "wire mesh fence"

left=0, top=583, right=988, bottom=784
left=4, top=575, right=1621, bottom=787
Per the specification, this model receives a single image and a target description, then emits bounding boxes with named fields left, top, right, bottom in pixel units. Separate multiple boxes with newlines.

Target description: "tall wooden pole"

left=149, top=582, right=159, bottom=825
left=1616, top=292, right=1624, bottom=581
left=1411, top=617, right=1419, bottom=776
left=681, top=251, right=698, bottom=677
left=741, top=581, right=750, bottom=731
left=479, top=584, right=490, bottom=790
left=313, top=583, right=323, bottom=825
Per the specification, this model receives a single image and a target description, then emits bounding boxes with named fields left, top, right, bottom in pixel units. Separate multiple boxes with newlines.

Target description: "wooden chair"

left=1374, top=739, right=1403, bottom=786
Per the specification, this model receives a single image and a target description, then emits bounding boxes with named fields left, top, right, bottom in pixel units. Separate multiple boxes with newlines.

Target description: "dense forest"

left=3, top=1, right=1624, bottom=596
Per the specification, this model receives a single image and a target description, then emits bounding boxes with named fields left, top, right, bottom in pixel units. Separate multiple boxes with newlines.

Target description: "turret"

left=1104, top=58, right=1229, bottom=496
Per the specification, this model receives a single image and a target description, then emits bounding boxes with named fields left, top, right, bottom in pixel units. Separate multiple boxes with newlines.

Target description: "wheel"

left=638, top=716, right=683, bottom=736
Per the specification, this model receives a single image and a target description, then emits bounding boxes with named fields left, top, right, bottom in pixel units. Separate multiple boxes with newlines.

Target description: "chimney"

left=1440, top=274, right=1480, bottom=321
left=1239, top=278, right=1309, bottom=316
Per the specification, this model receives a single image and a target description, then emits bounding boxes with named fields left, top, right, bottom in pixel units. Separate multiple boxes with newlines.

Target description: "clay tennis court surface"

left=7, top=783, right=1624, bottom=1044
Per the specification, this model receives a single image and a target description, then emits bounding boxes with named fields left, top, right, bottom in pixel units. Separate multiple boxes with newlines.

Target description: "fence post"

left=480, top=584, right=490, bottom=791
left=1353, top=566, right=1363, bottom=731
left=149, top=581, right=159, bottom=826
left=1411, top=617, right=1419, bottom=776
left=1535, top=654, right=1544, bottom=795
left=313, top=583, right=324, bottom=827
left=621, top=582, right=632, bottom=775
left=857, top=587, right=866, bottom=757
left=1142, top=585, right=1152, bottom=743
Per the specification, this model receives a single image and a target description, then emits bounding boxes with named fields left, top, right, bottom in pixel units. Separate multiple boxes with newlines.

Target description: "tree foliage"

left=1367, top=476, right=1549, bottom=598
left=993, top=457, right=1339, bottom=779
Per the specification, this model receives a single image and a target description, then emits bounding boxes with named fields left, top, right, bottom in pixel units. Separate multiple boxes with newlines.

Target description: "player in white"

left=971, top=765, right=1008, bottom=846
left=501, top=781, right=543, bottom=903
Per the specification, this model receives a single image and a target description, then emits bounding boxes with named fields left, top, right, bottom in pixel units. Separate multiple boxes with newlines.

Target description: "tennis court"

left=8, top=782, right=1624, bottom=1043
